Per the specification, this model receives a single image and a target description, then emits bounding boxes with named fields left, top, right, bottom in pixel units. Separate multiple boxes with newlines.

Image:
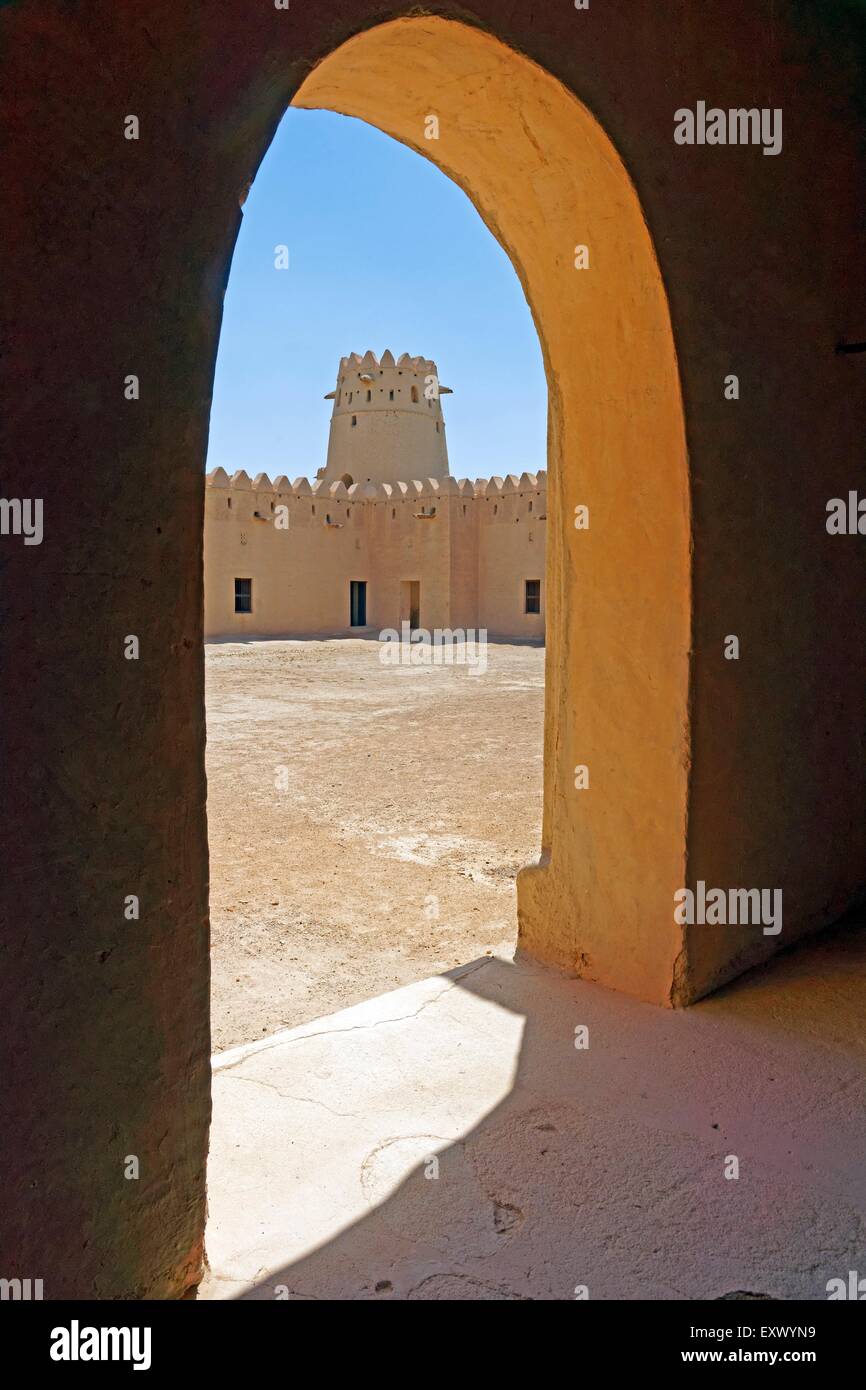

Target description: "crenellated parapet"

left=205, top=468, right=546, bottom=518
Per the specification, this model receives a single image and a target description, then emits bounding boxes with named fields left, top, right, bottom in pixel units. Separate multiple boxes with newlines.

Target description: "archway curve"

left=293, top=16, right=691, bottom=1004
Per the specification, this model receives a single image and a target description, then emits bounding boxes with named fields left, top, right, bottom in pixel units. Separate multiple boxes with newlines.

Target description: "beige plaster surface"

left=202, top=915, right=866, bottom=1300
left=206, top=638, right=544, bottom=1050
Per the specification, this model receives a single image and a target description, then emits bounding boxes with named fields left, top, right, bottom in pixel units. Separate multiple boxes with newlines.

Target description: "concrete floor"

left=202, top=916, right=866, bottom=1301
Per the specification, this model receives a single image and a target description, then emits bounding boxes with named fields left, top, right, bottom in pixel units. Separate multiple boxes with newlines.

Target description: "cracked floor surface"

left=202, top=915, right=866, bottom=1300
left=205, top=637, right=544, bottom=1049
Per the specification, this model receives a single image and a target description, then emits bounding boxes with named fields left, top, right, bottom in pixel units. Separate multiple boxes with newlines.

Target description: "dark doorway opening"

left=401, top=579, right=420, bottom=631
left=350, top=579, right=367, bottom=627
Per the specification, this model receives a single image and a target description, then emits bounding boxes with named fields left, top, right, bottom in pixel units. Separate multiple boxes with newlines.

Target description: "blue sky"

left=206, top=108, right=546, bottom=482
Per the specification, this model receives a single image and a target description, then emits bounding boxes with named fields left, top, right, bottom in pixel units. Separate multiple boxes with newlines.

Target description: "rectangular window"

left=234, top=577, right=252, bottom=614
left=525, top=579, right=540, bottom=615
left=350, top=580, right=367, bottom=627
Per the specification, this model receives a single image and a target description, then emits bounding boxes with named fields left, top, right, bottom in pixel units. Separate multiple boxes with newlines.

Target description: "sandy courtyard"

left=206, top=638, right=544, bottom=1050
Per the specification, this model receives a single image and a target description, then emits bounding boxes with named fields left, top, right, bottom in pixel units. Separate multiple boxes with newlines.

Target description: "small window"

left=234, top=578, right=252, bottom=614
left=366, top=390, right=371, bottom=402
left=494, top=504, right=498, bottom=515
left=528, top=500, right=533, bottom=513
left=435, top=422, right=440, bottom=432
left=270, top=501, right=275, bottom=512
left=227, top=497, right=232, bottom=508
left=326, top=513, right=331, bottom=525
left=392, top=508, right=396, bottom=519
left=389, top=389, right=394, bottom=400
left=411, top=385, right=418, bottom=403
left=348, top=392, right=353, bottom=404
left=462, top=504, right=467, bottom=515
left=312, top=505, right=316, bottom=515
left=351, top=415, right=357, bottom=427
left=525, top=580, right=541, bottom=615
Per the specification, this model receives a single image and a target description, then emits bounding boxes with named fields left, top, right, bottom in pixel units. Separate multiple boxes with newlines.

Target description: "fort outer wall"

left=203, top=469, right=547, bottom=641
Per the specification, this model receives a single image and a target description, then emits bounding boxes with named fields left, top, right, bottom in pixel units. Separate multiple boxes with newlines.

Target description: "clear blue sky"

left=206, top=108, right=546, bottom=482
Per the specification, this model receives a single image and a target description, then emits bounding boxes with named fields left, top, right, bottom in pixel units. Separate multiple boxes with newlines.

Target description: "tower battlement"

left=335, top=348, right=443, bottom=378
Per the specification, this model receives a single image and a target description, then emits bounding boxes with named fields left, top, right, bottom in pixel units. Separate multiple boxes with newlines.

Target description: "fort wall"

left=204, top=468, right=546, bottom=641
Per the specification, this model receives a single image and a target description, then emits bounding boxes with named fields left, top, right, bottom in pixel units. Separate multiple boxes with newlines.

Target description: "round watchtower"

left=320, top=349, right=452, bottom=485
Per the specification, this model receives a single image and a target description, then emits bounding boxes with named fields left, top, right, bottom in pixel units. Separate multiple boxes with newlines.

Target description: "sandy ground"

left=206, top=638, right=544, bottom=1050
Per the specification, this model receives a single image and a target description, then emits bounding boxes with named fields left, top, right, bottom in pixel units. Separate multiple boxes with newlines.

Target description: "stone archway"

left=293, top=17, right=691, bottom=1006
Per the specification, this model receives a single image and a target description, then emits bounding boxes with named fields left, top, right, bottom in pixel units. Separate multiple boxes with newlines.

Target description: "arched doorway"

left=291, top=17, right=691, bottom=1005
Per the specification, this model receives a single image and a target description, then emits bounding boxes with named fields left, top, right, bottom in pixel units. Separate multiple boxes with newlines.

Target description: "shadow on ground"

left=203, top=911, right=866, bottom=1301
